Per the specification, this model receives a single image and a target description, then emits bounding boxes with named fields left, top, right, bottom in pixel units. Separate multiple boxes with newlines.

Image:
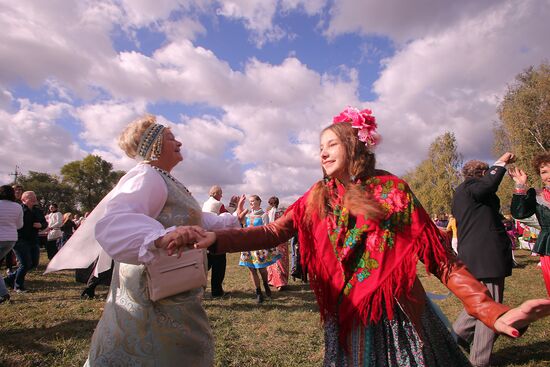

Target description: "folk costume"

left=267, top=206, right=290, bottom=288
left=46, top=122, right=240, bottom=366
left=511, top=186, right=550, bottom=296
left=239, top=209, right=281, bottom=269
left=210, top=175, right=511, bottom=366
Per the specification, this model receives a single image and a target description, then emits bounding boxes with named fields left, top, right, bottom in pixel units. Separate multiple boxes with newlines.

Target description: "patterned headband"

left=137, top=123, right=165, bottom=161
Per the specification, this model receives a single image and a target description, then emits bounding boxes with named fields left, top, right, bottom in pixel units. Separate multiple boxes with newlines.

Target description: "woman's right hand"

left=155, top=225, right=207, bottom=256
left=194, top=231, right=217, bottom=249
left=509, top=167, right=528, bottom=186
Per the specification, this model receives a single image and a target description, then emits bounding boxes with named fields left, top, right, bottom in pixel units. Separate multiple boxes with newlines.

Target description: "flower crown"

left=333, top=106, right=380, bottom=150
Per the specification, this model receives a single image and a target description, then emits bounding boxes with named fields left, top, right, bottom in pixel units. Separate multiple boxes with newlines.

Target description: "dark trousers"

left=85, top=265, right=114, bottom=294
left=45, top=239, right=59, bottom=260
left=207, top=253, right=226, bottom=296
left=8, top=240, right=40, bottom=290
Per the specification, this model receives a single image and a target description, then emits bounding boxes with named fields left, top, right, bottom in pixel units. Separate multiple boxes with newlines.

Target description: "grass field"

left=0, top=249, right=548, bottom=366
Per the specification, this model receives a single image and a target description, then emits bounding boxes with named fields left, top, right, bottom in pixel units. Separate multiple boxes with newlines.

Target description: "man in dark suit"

left=451, top=152, right=515, bottom=367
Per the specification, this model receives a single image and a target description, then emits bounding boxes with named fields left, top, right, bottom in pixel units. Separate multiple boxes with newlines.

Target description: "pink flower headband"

left=333, top=106, right=380, bottom=150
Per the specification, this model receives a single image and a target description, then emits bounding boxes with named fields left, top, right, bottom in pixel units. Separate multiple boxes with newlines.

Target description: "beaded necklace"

left=150, top=165, right=191, bottom=195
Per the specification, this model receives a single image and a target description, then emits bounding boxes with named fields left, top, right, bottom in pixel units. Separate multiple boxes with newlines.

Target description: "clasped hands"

left=154, top=226, right=216, bottom=256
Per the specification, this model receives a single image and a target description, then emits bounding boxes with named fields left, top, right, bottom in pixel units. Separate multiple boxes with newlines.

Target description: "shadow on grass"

left=205, top=286, right=319, bottom=313
left=492, top=340, right=550, bottom=366
left=0, top=319, right=96, bottom=354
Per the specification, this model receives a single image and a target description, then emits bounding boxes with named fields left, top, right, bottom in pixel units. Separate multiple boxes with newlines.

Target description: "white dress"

left=46, top=163, right=239, bottom=366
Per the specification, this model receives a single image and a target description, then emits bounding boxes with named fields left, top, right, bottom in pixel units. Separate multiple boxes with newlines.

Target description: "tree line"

left=405, top=62, right=550, bottom=215
left=15, top=155, right=125, bottom=214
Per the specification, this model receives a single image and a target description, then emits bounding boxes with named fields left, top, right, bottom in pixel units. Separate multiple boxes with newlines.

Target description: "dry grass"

left=0, top=250, right=548, bottom=366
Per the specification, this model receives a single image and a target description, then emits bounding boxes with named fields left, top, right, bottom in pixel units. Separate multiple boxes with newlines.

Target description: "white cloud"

left=325, top=0, right=502, bottom=43
left=0, top=1, right=120, bottom=94
left=0, top=100, right=84, bottom=183
left=2, top=0, right=550, bottom=206
left=73, top=101, right=148, bottom=154
left=369, top=0, right=550, bottom=173
left=214, top=0, right=326, bottom=47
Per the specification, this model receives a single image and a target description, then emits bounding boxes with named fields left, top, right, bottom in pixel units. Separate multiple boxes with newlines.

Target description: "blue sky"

left=1, top=0, right=549, bottom=205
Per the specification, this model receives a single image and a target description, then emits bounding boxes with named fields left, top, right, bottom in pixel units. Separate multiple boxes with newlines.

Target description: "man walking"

left=4, top=191, right=47, bottom=292
left=451, top=152, right=515, bottom=367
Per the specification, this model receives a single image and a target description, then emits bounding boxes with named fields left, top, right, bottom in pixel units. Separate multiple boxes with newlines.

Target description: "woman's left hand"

left=493, top=298, right=550, bottom=337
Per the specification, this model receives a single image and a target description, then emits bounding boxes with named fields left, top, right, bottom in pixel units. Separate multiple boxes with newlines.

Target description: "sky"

left=1, top=0, right=549, bottom=206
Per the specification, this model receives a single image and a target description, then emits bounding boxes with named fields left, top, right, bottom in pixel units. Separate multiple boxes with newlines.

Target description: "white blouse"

left=46, top=163, right=240, bottom=274
left=0, top=200, right=24, bottom=241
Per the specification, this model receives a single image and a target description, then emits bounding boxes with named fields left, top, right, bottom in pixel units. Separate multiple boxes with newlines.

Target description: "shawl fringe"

left=288, top=178, right=452, bottom=350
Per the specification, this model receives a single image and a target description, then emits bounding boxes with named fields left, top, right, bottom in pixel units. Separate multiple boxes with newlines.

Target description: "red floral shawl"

left=288, top=174, right=451, bottom=345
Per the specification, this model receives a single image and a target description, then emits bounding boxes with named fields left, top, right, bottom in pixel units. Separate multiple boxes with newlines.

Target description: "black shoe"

left=212, top=291, right=230, bottom=299
left=0, top=294, right=10, bottom=304
left=263, top=282, right=272, bottom=298
left=255, top=288, right=264, bottom=304
left=15, top=287, right=27, bottom=293
left=81, top=288, right=95, bottom=300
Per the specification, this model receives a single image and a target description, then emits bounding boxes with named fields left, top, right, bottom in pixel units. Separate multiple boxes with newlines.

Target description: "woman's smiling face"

left=320, top=129, right=347, bottom=181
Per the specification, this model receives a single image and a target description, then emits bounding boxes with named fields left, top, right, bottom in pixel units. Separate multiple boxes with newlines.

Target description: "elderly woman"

left=47, top=114, right=243, bottom=366
left=196, top=107, right=550, bottom=366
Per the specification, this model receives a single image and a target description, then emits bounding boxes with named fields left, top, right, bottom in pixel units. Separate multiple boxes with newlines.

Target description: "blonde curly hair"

left=118, top=114, right=158, bottom=159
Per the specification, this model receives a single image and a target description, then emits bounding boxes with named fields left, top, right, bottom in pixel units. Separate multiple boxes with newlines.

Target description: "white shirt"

left=47, top=211, right=63, bottom=229
left=47, top=163, right=240, bottom=274
left=202, top=196, right=223, bottom=214
left=0, top=200, right=24, bottom=241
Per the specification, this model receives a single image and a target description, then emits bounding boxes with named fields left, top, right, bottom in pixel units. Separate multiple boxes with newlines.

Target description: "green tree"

left=404, top=132, right=463, bottom=216
left=61, top=155, right=125, bottom=212
left=17, top=171, right=77, bottom=212
left=494, top=62, right=550, bottom=210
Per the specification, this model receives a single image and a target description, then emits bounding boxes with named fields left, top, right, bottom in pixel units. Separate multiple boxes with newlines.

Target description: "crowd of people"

left=0, top=185, right=90, bottom=302
left=1, top=108, right=550, bottom=367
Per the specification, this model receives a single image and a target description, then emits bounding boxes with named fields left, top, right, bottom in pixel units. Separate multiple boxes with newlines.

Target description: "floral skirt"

left=239, top=247, right=281, bottom=269
left=324, top=299, right=470, bottom=367
left=267, top=242, right=290, bottom=287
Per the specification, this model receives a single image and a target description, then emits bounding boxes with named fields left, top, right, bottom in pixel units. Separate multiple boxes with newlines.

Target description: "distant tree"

left=61, top=155, right=125, bottom=212
left=494, top=62, right=550, bottom=210
left=17, top=171, right=77, bottom=212
left=404, top=132, right=462, bottom=216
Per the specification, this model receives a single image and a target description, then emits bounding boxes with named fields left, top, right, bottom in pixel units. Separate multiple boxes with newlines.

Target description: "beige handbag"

left=146, top=248, right=207, bottom=302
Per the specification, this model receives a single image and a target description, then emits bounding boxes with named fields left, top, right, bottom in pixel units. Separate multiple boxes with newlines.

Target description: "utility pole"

left=9, top=165, right=21, bottom=184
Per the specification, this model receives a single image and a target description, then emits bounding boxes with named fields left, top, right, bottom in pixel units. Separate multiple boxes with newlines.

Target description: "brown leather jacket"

left=211, top=209, right=511, bottom=333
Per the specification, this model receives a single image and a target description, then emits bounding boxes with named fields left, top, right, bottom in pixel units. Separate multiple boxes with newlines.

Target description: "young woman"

left=509, top=152, right=550, bottom=296
left=197, top=107, right=550, bottom=366
left=239, top=194, right=281, bottom=303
